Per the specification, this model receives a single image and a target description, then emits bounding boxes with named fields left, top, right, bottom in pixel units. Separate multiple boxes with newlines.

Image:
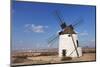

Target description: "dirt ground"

left=12, top=52, right=96, bottom=66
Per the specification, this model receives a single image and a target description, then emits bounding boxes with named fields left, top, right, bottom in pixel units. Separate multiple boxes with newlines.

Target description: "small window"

left=68, top=34, right=71, bottom=37
left=76, top=40, right=79, bottom=47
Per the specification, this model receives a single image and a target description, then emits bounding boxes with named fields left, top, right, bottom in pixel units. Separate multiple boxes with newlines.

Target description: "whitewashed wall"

left=59, top=34, right=82, bottom=57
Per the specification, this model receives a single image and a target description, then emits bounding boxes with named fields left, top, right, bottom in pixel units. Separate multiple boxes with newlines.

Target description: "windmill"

left=47, top=10, right=83, bottom=57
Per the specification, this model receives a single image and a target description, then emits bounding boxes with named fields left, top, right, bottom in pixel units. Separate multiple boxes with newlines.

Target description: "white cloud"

left=44, top=26, right=49, bottom=28
left=24, top=24, right=48, bottom=33
left=90, top=39, right=95, bottom=42
left=19, top=40, right=23, bottom=43
left=79, top=31, right=88, bottom=36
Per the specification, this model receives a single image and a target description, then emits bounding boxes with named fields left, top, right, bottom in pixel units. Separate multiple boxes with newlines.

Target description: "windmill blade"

left=47, top=34, right=58, bottom=43
left=54, top=10, right=64, bottom=24
left=72, top=17, right=84, bottom=28
left=69, top=49, right=76, bottom=56
left=54, top=10, right=67, bottom=29
left=70, top=34, right=79, bottom=57
left=47, top=36, right=58, bottom=48
left=47, top=34, right=59, bottom=44
left=47, top=34, right=56, bottom=42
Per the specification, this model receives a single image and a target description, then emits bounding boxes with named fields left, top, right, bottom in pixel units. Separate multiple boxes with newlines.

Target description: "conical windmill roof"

left=59, top=26, right=76, bottom=35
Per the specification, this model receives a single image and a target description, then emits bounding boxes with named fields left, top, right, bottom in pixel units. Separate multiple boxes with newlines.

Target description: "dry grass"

left=11, top=48, right=96, bottom=66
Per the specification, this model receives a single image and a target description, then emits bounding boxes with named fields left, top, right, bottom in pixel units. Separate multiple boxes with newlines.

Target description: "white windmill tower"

left=48, top=10, right=83, bottom=58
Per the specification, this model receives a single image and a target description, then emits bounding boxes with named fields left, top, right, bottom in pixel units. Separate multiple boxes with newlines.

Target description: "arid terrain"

left=11, top=48, right=96, bottom=66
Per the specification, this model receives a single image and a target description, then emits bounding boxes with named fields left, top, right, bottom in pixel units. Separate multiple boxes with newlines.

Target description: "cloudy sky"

left=12, top=1, right=96, bottom=50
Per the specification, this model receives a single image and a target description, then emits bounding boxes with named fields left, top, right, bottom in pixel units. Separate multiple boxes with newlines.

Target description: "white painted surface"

left=70, top=47, right=82, bottom=57
left=59, top=34, right=82, bottom=57
left=77, top=47, right=82, bottom=56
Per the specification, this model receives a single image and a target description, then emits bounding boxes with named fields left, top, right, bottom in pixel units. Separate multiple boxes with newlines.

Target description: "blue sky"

left=12, top=1, right=96, bottom=50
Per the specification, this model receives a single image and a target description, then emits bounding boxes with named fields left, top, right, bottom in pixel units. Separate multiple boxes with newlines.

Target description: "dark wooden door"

left=62, top=49, right=66, bottom=57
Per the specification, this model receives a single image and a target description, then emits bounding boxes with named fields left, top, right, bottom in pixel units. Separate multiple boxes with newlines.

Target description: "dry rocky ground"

left=11, top=48, right=96, bottom=66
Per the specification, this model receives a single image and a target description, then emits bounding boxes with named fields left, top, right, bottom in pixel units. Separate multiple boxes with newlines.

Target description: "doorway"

left=62, top=49, right=66, bottom=57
